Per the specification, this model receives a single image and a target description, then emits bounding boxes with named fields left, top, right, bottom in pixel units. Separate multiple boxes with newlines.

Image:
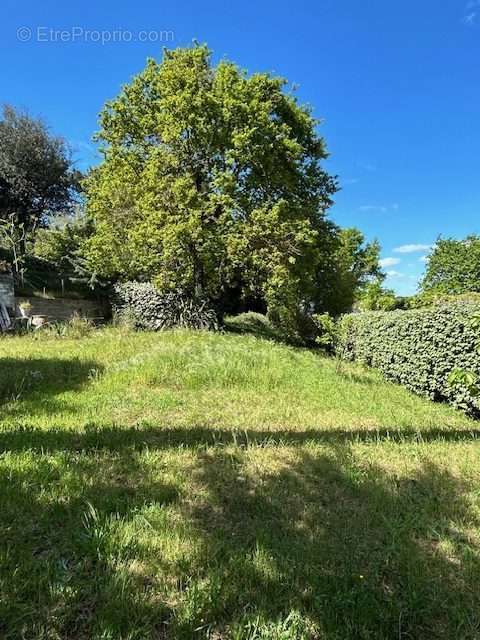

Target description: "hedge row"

left=338, top=301, right=480, bottom=416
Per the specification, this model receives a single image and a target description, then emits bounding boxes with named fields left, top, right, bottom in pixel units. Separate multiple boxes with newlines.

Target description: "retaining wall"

left=14, top=296, right=107, bottom=321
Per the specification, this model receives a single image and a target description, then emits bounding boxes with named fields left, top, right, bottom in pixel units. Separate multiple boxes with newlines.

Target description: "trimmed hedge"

left=112, top=282, right=219, bottom=331
left=338, top=302, right=480, bottom=416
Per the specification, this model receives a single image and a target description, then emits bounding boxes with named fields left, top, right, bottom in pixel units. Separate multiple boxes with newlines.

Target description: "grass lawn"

left=1, top=327, right=480, bottom=639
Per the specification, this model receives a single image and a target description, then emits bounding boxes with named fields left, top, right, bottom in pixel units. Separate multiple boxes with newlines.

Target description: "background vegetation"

left=421, top=235, right=480, bottom=296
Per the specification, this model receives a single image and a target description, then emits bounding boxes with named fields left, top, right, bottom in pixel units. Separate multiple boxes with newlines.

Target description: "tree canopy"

left=421, top=235, right=480, bottom=295
left=0, top=105, right=80, bottom=256
left=85, top=45, right=342, bottom=320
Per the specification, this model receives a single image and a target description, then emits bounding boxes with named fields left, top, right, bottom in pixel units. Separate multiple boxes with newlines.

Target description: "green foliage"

left=113, top=281, right=219, bottom=331
left=448, top=369, right=479, bottom=398
left=312, top=312, right=338, bottom=352
left=448, top=313, right=480, bottom=399
left=0, top=105, right=80, bottom=255
left=85, top=45, right=337, bottom=323
left=34, top=210, right=93, bottom=267
left=410, top=290, right=480, bottom=308
left=338, top=302, right=480, bottom=415
left=421, top=235, right=480, bottom=295
left=315, top=227, right=383, bottom=315
left=33, top=209, right=102, bottom=291
left=265, top=305, right=316, bottom=345
left=357, top=280, right=398, bottom=311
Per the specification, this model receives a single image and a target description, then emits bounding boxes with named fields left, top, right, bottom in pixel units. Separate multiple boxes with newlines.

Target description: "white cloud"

left=393, top=243, right=431, bottom=254
left=359, top=205, right=388, bottom=213
left=359, top=203, right=399, bottom=214
left=463, top=2, right=480, bottom=24
left=384, top=269, right=419, bottom=281
left=463, top=11, right=477, bottom=24
left=379, top=257, right=401, bottom=268
left=419, top=255, right=428, bottom=263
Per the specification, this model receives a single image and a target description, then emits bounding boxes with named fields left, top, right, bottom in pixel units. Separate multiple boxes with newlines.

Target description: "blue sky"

left=2, top=0, right=479, bottom=295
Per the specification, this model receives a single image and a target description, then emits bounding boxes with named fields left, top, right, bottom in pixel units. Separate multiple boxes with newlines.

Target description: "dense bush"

left=338, top=302, right=480, bottom=415
left=311, top=313, right=338, bottom=352
left=113, top=282, right=219, bottom=331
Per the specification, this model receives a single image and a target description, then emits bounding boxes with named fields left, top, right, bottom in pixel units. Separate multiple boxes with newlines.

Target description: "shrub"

left=113, top=282, right=219, bottom=332
left=338, top=301, right=480, bottom=415
left=448, top=313, right=480, bottom=399
left=311, top=313, right=338, bottom=353
left=266, top=304, right=334, bottom=347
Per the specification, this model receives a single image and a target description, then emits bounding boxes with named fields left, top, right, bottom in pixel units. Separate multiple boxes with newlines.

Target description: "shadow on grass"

left=0, top=449, right=177, bottom=639
left=333, top=366, right=380, bottom=387
left=1, top=425, right=480, bottom=637
left=224, top=314, right=293, bottom=345
left=1, top=423, right=480, bottom=454
left=181, top=446, right=480, bottom=638
left=0, top=357, right=103, bottom=419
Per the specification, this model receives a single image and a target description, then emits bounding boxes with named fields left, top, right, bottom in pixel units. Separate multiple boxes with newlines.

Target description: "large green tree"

left=85, top=45, right=338, bottom=320
left=0, top=105, right=80, bottom=260
left=421, top=235, right=480, bottom=295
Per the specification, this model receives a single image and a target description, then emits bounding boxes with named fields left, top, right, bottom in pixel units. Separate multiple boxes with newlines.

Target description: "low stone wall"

left=14, top=296, right=107, bottom=322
